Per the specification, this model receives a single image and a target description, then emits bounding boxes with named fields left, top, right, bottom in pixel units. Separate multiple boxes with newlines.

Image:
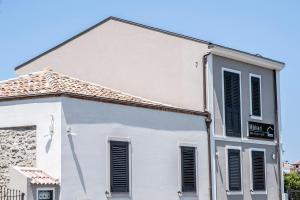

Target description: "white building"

left=0, top=70, right=210, bottom=200
left=0, top=17, right=285, bottom=200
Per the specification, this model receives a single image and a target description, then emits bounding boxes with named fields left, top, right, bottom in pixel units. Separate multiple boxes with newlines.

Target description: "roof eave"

left=210, top=45, right=285, bottom=71
left=0, top=93, right=208, bottom=117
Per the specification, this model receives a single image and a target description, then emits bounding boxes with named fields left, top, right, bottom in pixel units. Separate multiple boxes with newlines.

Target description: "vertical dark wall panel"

left=252, top=151, right=265, bottom=191
left=110, top=141, right=129, bottom=193
left=251, top=76, right=261, bottom=116
left=228, top=149, right=241, bottom=191
left=181, top=147, right=196, bottom=192
left=224, top=71, right=241, bottom=137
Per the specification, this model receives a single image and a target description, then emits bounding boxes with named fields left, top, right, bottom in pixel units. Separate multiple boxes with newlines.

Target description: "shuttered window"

left=251, top=151, right=265, bottom=191
left=110, top=141, right=129, bottom=193
left=228, top=149, right=241, bottom=191
left=251, top=76, right=261, bottom=117
left=224, top=71, right=241, bottom=137
left=181, top=146, right=196, bottom=192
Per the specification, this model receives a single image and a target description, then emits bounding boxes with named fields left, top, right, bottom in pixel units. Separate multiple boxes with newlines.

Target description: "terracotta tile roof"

left=0, top=70, right=207, bottom=116
left=18, top=167, right=59, bottom=185
left=293, top=160, right=300, bottom=165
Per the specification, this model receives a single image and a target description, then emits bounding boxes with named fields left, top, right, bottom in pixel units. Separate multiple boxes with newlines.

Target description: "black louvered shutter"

left=181, top=147, right=196, bottom=192
left=224, top=71, right=241, bottom=137
left=252, top=151, right=265, bottom=191
left=110, top=141, right=129, bottom=193
left=228, top=149, right=241, bottom=191
left=251, top=76, right=261, bottom=116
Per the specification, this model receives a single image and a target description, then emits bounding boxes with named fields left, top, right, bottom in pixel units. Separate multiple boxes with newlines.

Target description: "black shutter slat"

left=224, top=71, right=241, bottom=137
left=251, top=77, right=261, bottom=116
left=252, top=151, right=265, bottom=191
left=181, top=147, right=196, bottom=192
left=110, top=141, right=129, bottom=193
left=228, top=149, right=241, bottom=191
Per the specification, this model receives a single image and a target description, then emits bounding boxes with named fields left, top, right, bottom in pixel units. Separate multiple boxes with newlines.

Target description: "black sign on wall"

left=248, top=121, right=275, bottom=140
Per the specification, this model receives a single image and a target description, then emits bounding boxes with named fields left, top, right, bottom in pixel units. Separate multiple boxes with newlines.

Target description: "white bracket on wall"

left=67, top=126, right=77, bottom=136
left=44, top=115, right=55, bottom=138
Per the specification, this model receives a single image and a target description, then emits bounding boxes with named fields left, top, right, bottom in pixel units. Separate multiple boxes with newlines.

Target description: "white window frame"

left=222, top=68, right=243, bottom=138
left=106, top=137, right=132, bottom=198
left=249, top=148, right=267, bottom=195
left=36, top=188, right=55, bottom=200
left=178, top=142, right=199, bottom=197
left=225, top=146, right=243, bottom=195
left=249, top=73, right=263, bottom=120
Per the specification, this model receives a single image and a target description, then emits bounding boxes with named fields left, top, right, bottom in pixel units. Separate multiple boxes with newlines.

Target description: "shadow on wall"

left=67, top=134, right=87, bottom=194
left=45, top=136, right=52, bottom=153
left=61, top=98, right=206, bottom=132
left=216, top=156, right=224, bottom=184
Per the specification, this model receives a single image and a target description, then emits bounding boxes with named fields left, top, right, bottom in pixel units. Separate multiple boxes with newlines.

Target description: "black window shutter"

left=252, top=151, right=265, bottom=191
left=110, top=141, right=129, bottom=193
left=251, top=76, right=261, bottom=116
left=228, top=149, right=241, bottom=191
left=181, top=147, right=196, bottom=192
left=224, top=71, right=241, bottom=137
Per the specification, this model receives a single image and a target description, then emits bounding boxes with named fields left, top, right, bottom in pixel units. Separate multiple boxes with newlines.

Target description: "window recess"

left=251, top=150, right=266, bottom=192
left=110, top=141, right=129, bottom=193
left=181, top=146, right=197, bottom=193
left=250, top=74, right=262, bottom=118
left=223, top=70, right=241, bottom=137
left=228, top=149, right=242, bottom=192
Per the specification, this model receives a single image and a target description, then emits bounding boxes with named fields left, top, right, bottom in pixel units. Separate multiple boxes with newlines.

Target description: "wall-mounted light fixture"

left=215, top=151, right=219, bottom=158
left=49, top=115, right=54, bottom=136
left=177, top=191, right=182, bottom=197
left=272, top=153, right=276, bottom=160
left=105, top=190, right=111, bottom=198
left=45, top=115, right=55, bottom=138
left=67, top=126, right=77, bottom=136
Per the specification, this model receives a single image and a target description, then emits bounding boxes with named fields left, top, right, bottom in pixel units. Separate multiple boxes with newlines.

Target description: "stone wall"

left=0, top=126, right=36, bottom=186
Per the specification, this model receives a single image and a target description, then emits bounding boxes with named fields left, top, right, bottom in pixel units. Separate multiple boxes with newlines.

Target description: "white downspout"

left=206, top=53, right=217, bottom=200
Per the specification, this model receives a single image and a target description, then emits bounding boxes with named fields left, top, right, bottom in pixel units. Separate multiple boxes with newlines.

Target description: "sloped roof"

left=0, top=70, right=206, bottom=116
left=292, top=160, right=300, bottom=165
left=18, top=167, right=59, bottom=185
left=14, top=16, right=284, bottom=71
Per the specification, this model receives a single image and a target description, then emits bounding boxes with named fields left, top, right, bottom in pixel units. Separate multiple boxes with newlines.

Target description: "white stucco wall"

left=0, top=98, right=62, bottom=180
left=16, top=19, right=209, bottom=111
left=60, top=97, right=210, bottom=200
left=8, top=167, right=29, bottom=199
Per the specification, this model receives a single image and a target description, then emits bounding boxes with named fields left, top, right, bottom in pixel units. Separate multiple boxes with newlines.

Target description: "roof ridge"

left=43, top=69, right=62, bottom=93
left=0, top=70, right=208, bottom=116
left=14, top=16, right=284, bottom=71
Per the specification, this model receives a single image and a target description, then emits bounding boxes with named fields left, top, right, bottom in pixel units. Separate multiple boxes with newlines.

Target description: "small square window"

left=37, top=189, right=54, bottom=200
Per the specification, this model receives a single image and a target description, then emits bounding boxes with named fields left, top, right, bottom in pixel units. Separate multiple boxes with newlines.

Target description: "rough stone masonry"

left=0, top=126, right=36, bottom=187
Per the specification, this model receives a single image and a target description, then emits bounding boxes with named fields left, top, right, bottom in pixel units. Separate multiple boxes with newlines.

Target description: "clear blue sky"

left=0, top=1, right=299, bottom=161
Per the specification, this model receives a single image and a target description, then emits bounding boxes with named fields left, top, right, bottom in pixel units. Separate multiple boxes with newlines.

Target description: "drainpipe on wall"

left=203, top=54, right=208, bottom=112
left=203, top=52, right=212, bottom=112
left=205, top=112, right=213, bottom=200
left=203, top=53, right=214, bottom=200
left=273, top=70, right=283, bottom=200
